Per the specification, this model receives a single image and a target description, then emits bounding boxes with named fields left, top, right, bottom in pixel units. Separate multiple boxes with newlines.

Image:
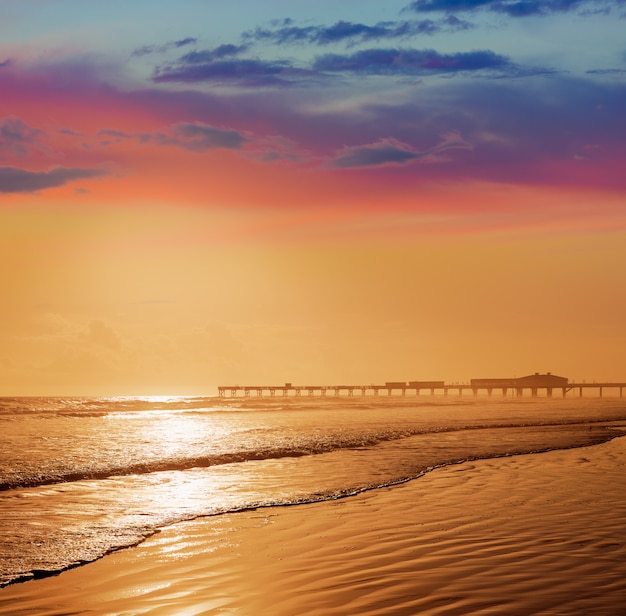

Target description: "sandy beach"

left=2, top=434, right=625, bottom=615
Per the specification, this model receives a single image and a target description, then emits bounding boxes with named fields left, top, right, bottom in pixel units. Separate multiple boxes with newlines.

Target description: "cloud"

left=330, top=133, right=473, bottom=168
left=0, top=166, right=106, bottom=193
left=152, top=42, right=329, bottom=86
left=97, top=129, right=132, bottom=139
left=2, top=48, right=623, bottom=192
left=406, top=0, right=518, bottom=12
left=0, top=59, right=11, bottom=69
left=586, top=68, right=626, bottom=75
left=176, top=44, right=249, bottom=64
left=97, top=129, right=133, bottom=146
left=153, top=58, right=295, bottom=86
left=0, top=116, right=45, bottom=158
left=404, top=0, right=621, bottom=17
left=131, top=37, right=198, bottom=58
left=156, top=122, right=248, bottom=151
left=58, top=128, right=84, bottom=137
left=313, top=48, right=513, bottom=75
left=125, top=68, right=624, bottom=189
left=396, top=76, right=626, bottom=188
left=243, top=17, right=473, bottom=47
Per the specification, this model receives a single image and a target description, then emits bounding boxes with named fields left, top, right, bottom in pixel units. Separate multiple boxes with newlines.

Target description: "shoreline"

left=2, top=434, right=626, bottom=614
left=1, top=424, right=623, bottom=591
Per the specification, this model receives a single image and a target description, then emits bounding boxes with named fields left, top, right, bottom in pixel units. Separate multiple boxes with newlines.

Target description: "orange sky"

left=2, top=195, right=626, bottom=395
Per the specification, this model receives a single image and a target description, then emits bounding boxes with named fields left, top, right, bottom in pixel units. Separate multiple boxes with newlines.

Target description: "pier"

left=218, top=374, right=626, bottom=399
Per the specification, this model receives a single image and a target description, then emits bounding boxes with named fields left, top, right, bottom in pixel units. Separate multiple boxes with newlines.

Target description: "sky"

left=1, top=0, right=625, bottom=395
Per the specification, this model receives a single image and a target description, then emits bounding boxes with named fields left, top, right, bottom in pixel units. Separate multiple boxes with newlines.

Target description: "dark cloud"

left=152, top=44, right=273, bottom=84
left=330, top=133, right=472, bottom=168
left=177, top=44, right=249, bottom=64
left=586, top=68, right=626, bottom=75
left=442, top=14, right=476, bottom=28
left=0, top=166, right=106, bottom=193
left=131, top=37, right=198, bottom=58
left=313, top=48, right=513, bottom=75
left=0, top=117, right=45, bottom=158
left=153, top=58, right=294, bottom=86
left=386, top=76, right=626, bottom=188
left=175, top=37, right=198, bottom=48
left=243, top=17, right=473, bottom=47
left=157, top=122, right=248, bottom=151
left=152, top=31, right=549, bottom=86
left=331, top=140, right=422, bottom=167
left=405, top=0, right=621, bottom=17
left=0, top=59, right=11, bottom=69
left=406, top=0, right=516, bottom=11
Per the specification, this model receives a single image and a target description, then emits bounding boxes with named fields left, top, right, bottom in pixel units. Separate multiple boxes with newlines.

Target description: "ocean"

left=2, top=395, right=625, bottom=589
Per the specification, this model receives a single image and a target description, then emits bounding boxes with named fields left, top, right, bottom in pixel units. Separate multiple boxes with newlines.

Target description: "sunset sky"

left=1, top=0, right=625, bottom=395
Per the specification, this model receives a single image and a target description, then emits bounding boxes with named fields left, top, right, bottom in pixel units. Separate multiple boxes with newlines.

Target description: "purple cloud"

left=119, top=57, right=626, bottom=189
left=0, top=166, right=106, bottom=193
left=313, top=48, right=513, bottom=75
left=131, top=37, right=198, bottom=58
left=243, top=17, right=473, bottom=47
left=330, top=133, right=472, bottom=168
left=153, top=44, right=291, bottom=85
left=156, top=122, right=248, bottom=151
left=97, top=129, right=132, bottom=139
left=586, top=68, right=626, bottom=75
left=177, top=44, right=249, bottom=64
left=405, top=0, right=621, bottom=17
left=0, top=117, right=45, bottom=158
left=406, top=0, right=516, bottom=11
left=153, top=58, right=294, bottom=86
left=151, top=34, right=551, bottom=87
left=58, top=128, right=84, bottom=137
left=97, top=129, right=133, bottom=147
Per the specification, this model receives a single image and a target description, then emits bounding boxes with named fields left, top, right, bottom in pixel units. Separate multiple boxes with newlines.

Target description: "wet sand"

left=2, top=435, right=625, bottom=615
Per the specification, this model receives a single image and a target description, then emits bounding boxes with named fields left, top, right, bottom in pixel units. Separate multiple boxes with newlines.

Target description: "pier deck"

left=217, top=380, right=626, bottom=399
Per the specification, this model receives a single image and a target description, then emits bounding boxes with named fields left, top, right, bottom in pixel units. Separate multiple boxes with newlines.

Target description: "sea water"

left=1, top=395, right=625, bottom=587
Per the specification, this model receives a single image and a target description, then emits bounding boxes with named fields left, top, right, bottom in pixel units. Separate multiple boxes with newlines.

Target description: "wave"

left=2, top=395, right=625, bottom=419
left=2, top=419, right=624, bottom=492
left=0, top=394, right=505, bottom=418
left=0, top=396, right=223, bottom=416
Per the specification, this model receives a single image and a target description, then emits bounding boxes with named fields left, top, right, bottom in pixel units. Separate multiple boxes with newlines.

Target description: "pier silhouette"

left=218, top=373, right=626, bottom=398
